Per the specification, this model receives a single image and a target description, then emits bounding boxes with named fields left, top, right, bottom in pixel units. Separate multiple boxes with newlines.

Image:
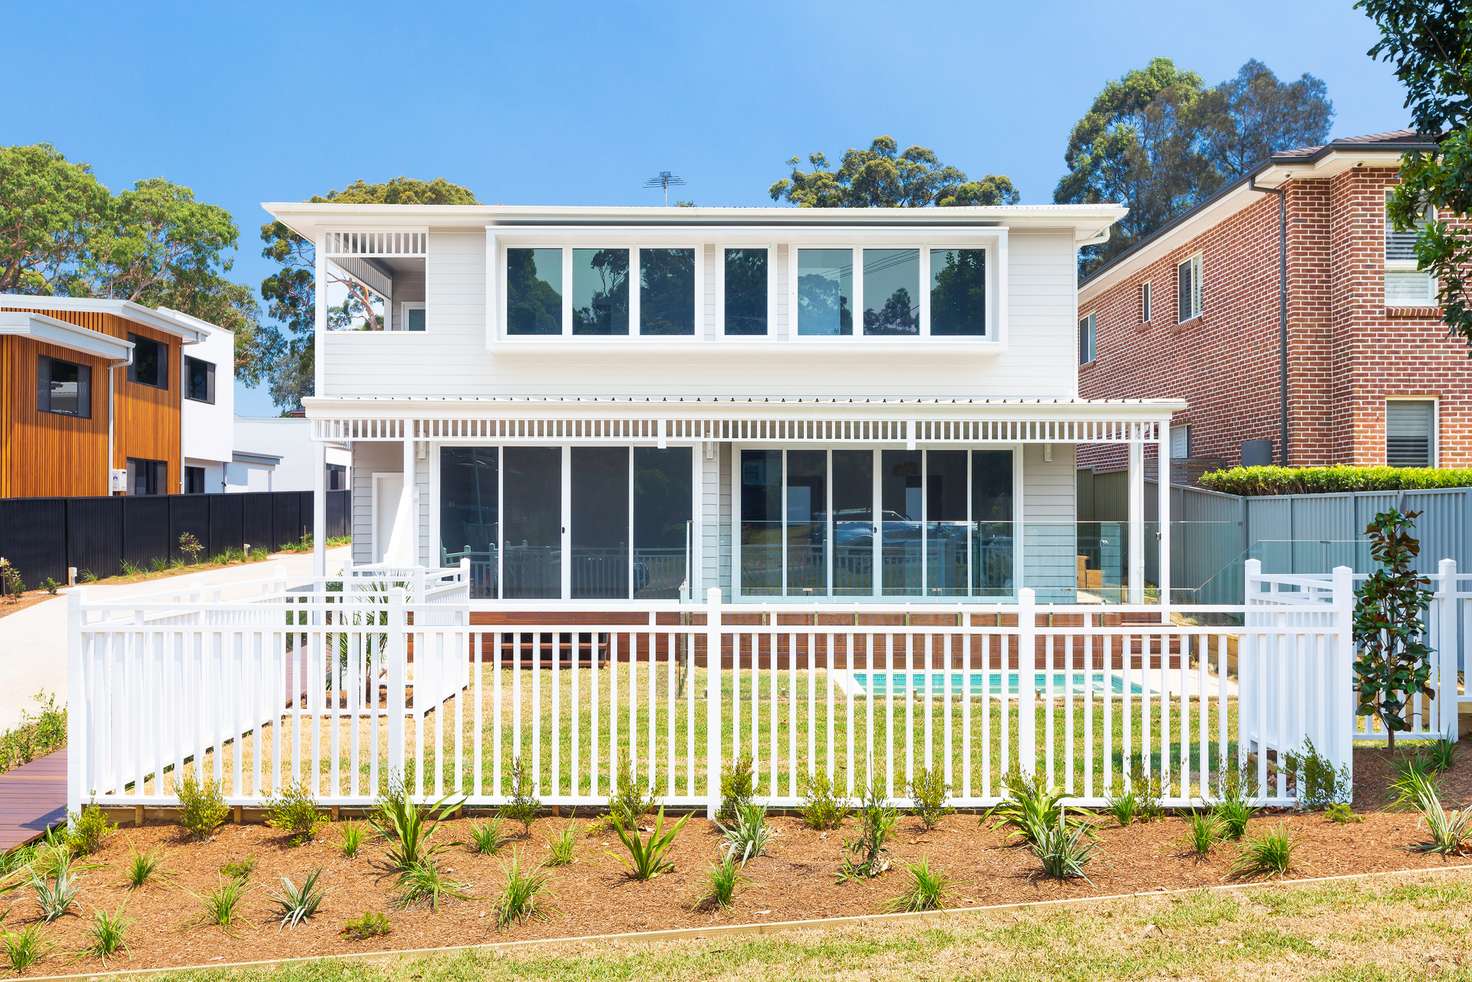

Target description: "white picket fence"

left=67, top=561, right=1372, bottom=816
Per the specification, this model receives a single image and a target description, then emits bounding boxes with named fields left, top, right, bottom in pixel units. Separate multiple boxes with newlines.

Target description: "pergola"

left=304, top=394, right=1186, bottom=605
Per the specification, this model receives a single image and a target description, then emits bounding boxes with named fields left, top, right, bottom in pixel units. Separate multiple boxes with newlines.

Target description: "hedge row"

left=1198, top=465, right=1472, bottom=497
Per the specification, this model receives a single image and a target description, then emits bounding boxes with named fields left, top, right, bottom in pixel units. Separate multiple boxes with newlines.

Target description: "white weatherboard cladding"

left=1020, top=443, right=1077, bottom=602
left=351, top=441, right=431, bottom=568
left=321, top=229, right=1079, bottom=400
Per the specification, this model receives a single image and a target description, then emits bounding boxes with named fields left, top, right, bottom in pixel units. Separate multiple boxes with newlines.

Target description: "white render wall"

left=180, top=320, right=235, bottom=471
left=233, top=417, right=351, bottom=493
left=321, top=228, right=1081, bottom=400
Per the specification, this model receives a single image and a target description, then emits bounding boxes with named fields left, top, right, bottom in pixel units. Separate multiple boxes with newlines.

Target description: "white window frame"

left=429, top=441, right=704, bottom=602
left=729, top=445, right=1023, bottom=602
left=1078, top=311, right=1096, bottom=364
left=320, top=229, right=430, bottom=338
left=1384, top=191, right=1438, bottom=307
left=1140, top=280, right=1152, bottom=322
left=1177, top=253, right=1203, bottom=323
left=1169, top=424, right=1189, bottom=460
left=715, top=245, right=777, bottom=340
left=1385, top=397, right=1438, bottom=468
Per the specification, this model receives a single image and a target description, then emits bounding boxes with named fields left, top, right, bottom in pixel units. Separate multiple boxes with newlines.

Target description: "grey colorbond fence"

left=0, top=490, right=350, bottom=587
left=1077, top=471, right=1472, bottom=605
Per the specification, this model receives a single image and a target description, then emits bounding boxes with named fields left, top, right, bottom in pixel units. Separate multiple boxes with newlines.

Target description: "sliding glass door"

left=440, top=445, right=693, bottom=600
left=737, top=447, right=1015, bottom=600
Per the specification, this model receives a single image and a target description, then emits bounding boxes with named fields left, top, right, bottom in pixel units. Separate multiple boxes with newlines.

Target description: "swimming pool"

left=846, top=671, right=1143, bottom=697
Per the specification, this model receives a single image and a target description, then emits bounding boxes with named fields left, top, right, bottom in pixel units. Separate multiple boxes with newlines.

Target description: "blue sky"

left=7, top=1, right=1408, bottom=416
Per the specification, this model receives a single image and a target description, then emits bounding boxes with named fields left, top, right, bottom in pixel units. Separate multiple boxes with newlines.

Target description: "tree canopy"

left=0, top=143, right=261, bottom=375
left=769, top=136, right=1019, bottom=208
left=1055, top=58, right=1334, bottom=272
left=254, top=177, right=478, bottom=410
left=1359, top=0, right=1472, bottom=354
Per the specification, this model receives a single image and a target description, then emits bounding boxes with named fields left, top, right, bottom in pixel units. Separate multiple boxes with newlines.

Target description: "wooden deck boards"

left=0, top=750, right=66, bottom=850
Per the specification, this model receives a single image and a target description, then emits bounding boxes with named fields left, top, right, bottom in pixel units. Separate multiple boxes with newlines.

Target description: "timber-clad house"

left=262, top=203, right=1185, bottom=608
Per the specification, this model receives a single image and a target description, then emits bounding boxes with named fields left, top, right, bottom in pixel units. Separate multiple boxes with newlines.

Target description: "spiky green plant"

left=272, top=868, right=326, bottom=927
left=338, top=822, right=365, bottom=858
left=32, top=857, right=79, bottom=922
left=495, top=851, right=551, bottom=928
left=2, top=924, right=46, bottom=973
left=1030, top=811, right=1096, bottom=882
left=499, top=758, right=540, bottom=835
left=887, top=860, right=949, bottom=912
left=1185, top=811, right=1221, bottom=857
left=985, top=771, right=1071, bottom=848
left=126, top=849, right=161, bottom=889
left=696, top=855, right=744, bottom=910
left=369, top=782, right=460, bottom=875
left=837, top=778, right=898, bottom=882
left=394, top=860, right=469, bottom=911
left=201, top=877, right=246, bottom=928
left=467, top=818, right=513, bottom=856
left=1105, top=788, right=1139, bottom=827
left=1212, top=798, right=1257, bottom=841
left=609, top=807, right=690, bottom=881
left=547, top=822, right=577, bottom=867
left=717, top=803, right=772, bottom=865
left=1230, top=825, right=1295, bottom=879
left=84, top=907, right=129, bottom=964
left=1405, top=768, right=1472, bottom=855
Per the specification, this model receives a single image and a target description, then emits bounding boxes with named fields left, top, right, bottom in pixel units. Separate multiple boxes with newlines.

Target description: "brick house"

left=1076, top=130, right=1470, bottom=478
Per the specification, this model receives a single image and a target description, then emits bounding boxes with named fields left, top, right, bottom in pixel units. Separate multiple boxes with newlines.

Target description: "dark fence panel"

left=66, top=497, right=124, bottom=582
left=0, top=498, right=67, bottom=586
left=0, top=490, right=349, bottom=584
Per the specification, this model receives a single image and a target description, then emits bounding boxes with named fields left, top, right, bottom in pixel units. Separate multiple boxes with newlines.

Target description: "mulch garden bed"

left=10, top=742, right=1472, bottom=975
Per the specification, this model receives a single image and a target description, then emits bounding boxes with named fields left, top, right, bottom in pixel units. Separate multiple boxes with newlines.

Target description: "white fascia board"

left=0, top=312, right=135, bottom=363
left=0, top=294, right=209, bottom=343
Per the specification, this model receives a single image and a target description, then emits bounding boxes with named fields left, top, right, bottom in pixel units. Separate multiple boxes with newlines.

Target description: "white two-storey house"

left=260, top=202, right=1182, bottom=609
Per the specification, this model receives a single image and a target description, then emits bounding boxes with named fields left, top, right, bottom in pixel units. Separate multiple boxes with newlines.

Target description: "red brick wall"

left=1078, top=167, right=1472, bottom=472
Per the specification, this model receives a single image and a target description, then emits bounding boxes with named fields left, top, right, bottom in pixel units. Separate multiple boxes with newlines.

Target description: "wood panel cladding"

left=0, top=307, right=182, bottom=497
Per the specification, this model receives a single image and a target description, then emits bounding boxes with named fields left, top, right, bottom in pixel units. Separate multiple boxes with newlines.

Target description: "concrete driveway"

left=0, top=547, right=349, bottom=733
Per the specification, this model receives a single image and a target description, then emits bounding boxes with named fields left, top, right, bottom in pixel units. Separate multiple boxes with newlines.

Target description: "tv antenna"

left=643, top=170, right=687, bottom=206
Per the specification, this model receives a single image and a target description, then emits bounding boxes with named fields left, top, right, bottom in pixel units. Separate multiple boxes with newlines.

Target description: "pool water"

left=848, top=671, right=1143, bottom=697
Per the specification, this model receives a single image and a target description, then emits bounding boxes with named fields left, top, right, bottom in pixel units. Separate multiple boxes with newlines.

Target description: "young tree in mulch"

left=1353, top=508, right=1434, bottom=749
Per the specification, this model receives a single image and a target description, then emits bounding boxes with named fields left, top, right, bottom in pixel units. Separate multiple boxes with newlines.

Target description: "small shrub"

left=717, top=803, right=772, bottom=865
left=1130, top=767, right=1165, bottom=821
left=1390, top=753, right=1439, bottom=810
left=1184, top=811, right=1221, bottom=857
left=0, top=558, right=23, bottom=599
left=67, top=804, right=115, bottom=856
left=220, top=856, right=256, bottom=881
left=1230, top=825, right=1294, bottom=879
left=908, top=766, right=952, bottom=831
left=837, top=778, right=897, bottom=882
left=1405, top=769, right=1472, bottom=855
left=119, top=559, right=142, bottom=577
left=798, top=770, right=851, bottom=830
left=1326, top=802, right=1362, bottom=824
left=33, top=858, right=79, bottom=922
left=27, top=839, right=69, bottom=881
left=608, top=762, right=656, bottom=830
left=1031, top=812, right=1096, bottom=882
left=547, top=822, right=577, bottom=867
left=177, top=774, right=229, bottom=841
left=79, top=569, right=97, bottom=583
left=1213, top=788, right=1258, bottom=841
left=499, top=758, right=540, bottom=835
left=718, top=754, right=755, bottom=821
left=1285, top=739, right=1350, bottom=809
left=85, top=907, right=129, bottom=963
left=201, top=877, right=246, bottom=927
left=610, top=807, right=689, bottom=881
left=40, top=577, right=59, bottom=596
left=342, top=911, right=391, bottom=940
left=495, top=851, right=551, bottom=928
left=1105, top=789, right=1139, bottom=827
left=887, top=860, right=949, bottom=912
left=272, top=868, right=326, bottom=927
left=178, top=532, right=204, bottom=565
left=370, top=782, right=459, bottom=875
left=147, top=556, right=167, bottom=573
left=0, top=693, right=67, bottom=775
left=2, top=924, right=46, bottom=973
left=126, top=849, right=161, bottom=889
left=265, top=782, right=326, bottom=845
left=338, top=822, right=365, bottom=858
left=696, top=855, right=744, bottom=910
left=1200, top=464, right=1472, bottom=497
left=394, top=860, right=469, bottom=911
left=467, top=818, right=513, bottom=856
left=1422, top=738, right=1457, bottom=774
left=985, top=771, right=1068, bottom=848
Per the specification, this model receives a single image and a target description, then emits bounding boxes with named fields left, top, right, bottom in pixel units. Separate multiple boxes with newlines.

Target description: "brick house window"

left=1384, top=191, right=1437, bottom=306
left=1386, top=399, right=1436, bottom=467
left=1176, top=254, right=1202, bottom=322
left=1140, top=281, right=1152, bottom=322
left=1169, top=425, right=1190, bottom=460
left=1078, top=312, right=1096, bottom=364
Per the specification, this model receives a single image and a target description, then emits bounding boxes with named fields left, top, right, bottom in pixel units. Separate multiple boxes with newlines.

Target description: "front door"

left=372, top=472, right=404, bottom=563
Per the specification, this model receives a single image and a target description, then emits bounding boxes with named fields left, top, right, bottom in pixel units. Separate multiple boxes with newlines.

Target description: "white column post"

left=312, top=437, right=326, bottom=580
left=313, top=235, right=327, bottom=398
left=66, top=591, right=85, bottom=819
left=1330, top=565, right=1355, bottom=787
left=387, top=587, right=407, bottom=784
left=1017, top=587, right=1037, bottom=778
left=1438, top=559, right=1459, bottom=741
left=1157, top=426, right=1171, bottom=613
left=1127, top=439, right=1145, bottom=604
left=704, top=587, right=723, bottom=819
left=402, top=429, right=418, bottom=568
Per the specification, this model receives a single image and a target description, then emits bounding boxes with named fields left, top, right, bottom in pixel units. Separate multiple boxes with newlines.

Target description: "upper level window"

left=37, top=356, right=91, bottom=417
left=1176, top=254, right=1202, bottom=323
left=797, top=249, right=853, bottom=336
left=930, top=249, right=986, bottom=336
left=722, top=248, right=768, bottom=336
left=640, top=248, right=695, bottom=336
left=128, top=333, right=167, bottom=388
left=1385, top=191, right=1436, bottom=306
left=321, top=231, right=427, bottom=332
left=1386, top=399, right=1436, bottom=467
left=572, top=248, right=630, bottom=335
left=862, top=249, right=919, bottom=335
left=506, top=247, right=563, bottom=335
left=1078, top=312, right=1096, bottom=364
left=1140, top=281, right=1153, bottom=322
left=184, top=355, right=215, bottom=404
